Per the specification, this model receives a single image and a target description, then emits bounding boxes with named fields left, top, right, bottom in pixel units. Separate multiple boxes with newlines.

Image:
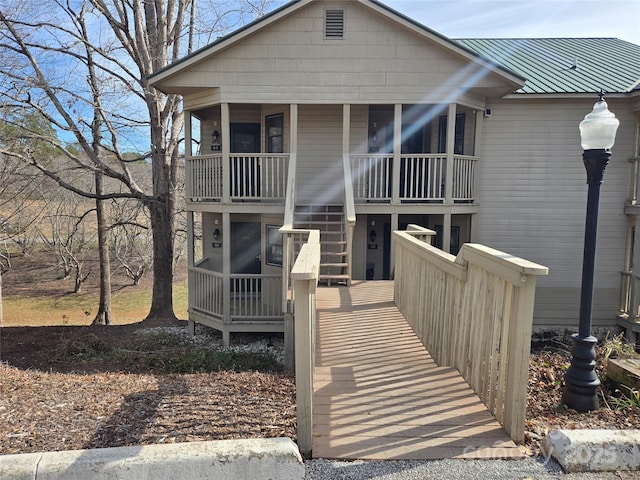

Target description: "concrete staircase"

left=294, top=205, right=350, bottom=286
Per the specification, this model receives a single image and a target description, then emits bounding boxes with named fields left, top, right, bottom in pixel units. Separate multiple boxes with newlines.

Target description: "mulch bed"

left=1, top=322, right=639, bottom=457
left=0, top=322, right=296, bottom=455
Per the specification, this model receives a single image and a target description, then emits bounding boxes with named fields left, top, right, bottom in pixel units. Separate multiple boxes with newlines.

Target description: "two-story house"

left=149, top=0, right=640, bottom=345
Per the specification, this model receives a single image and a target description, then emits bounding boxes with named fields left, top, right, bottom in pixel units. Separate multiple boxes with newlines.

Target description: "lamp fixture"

left=213, top=228, right=220, bottom=241
left=369, top=230, right=377, bottom=243
left=212, top=130, right=220, bottom=144
left=562, top=91, right=619, bottom=413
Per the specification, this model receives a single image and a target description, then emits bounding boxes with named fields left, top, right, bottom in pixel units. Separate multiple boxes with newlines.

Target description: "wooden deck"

left=313, top=281, right=525, bottom=460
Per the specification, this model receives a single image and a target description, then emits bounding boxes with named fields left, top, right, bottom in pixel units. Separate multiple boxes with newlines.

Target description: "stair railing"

left=343, top=154, right=356, bottom=285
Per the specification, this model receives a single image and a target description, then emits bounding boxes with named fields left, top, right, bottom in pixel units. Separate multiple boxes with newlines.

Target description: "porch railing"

left=350, top=154, right=477, bottom=203
left=619, top=268, right=640, bottom=322
left=350, top=154, right=392, bottom=202
left=186, top=153, right=289, bottom=202
left=186, top=154, right=223, bottom=201
left=188, top=266, right=283, bottom=321
left=189, top=266, right=223, bottom=318
left=394, top=227, right=548, bottom=442
left=230, top=154, right=288, bottom=201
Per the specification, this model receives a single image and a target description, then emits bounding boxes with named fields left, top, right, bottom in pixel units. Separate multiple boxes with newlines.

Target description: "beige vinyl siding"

left=475, top=98, right=633, bottom=328
left=163, top=1, right=509, bottom=105
left=296, top=104, right=344, bottom=204
left=349, top=104, right=368, bottom=154
left=230, top=105, right=261, bottom=125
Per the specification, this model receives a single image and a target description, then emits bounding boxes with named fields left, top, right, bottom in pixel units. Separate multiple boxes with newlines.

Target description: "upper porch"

left=184, top=102, right=482, bottom=208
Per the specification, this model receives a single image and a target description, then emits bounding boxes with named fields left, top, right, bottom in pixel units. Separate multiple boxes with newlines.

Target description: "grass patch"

left=3, top=279, right=188, bottom=326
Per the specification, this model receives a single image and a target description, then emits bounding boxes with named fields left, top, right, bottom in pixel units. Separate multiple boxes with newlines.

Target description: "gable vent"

left=325, top=9, right=344, bottom=39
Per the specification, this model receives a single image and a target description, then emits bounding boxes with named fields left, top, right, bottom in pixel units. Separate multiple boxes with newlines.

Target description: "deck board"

left=313, top=280, right=524, bottom=460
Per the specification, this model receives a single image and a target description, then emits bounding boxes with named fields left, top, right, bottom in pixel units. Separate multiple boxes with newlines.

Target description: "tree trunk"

left=93, top=171, right=112, bottom=325
left=145, top=131, right=178, bottom=321
left=146, top=195, right=177, bottom=321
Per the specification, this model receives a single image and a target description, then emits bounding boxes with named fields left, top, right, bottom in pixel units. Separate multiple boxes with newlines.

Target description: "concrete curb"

left=0, top=437, right=304, bottom=480
left=542, top=429, right=640, bottom=473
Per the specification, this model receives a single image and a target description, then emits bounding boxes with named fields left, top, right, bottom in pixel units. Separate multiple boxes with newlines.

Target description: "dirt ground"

left=0, top=321, right=296, bottom=455
left=0, top=253, right=638, bottom=457
left=2, top=322, right=640, bottom=456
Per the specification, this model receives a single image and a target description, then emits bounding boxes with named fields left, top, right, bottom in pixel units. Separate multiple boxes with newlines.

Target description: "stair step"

left=323, top=240, right=347, bottom=245
left=321, top=262, right=349, bottom=268
left=319, top=274, right=351, bottom=280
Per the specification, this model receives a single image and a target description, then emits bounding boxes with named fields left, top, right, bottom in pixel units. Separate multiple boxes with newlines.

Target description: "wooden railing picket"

left=393, top=230, right=548, bottom=442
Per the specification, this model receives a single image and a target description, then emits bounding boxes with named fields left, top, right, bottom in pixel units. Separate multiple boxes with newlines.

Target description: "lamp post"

left=562, top=92, right=620, bottom=412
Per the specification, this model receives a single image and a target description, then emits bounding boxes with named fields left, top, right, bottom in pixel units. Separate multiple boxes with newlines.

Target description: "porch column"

left=342, top=104, right=350, bottom=155
left=391, top=104, right=402, bottom=205
left=442, top=103, right=457, bottom=253
left=443, top=213, right=452, bottom=254
left=186, top=211, right=195, bottom=335
left=628, top=218, right=639, bottom=320
left=470, top=110, right=484, bottom=242
left=444, top=103, right=456, bottom=205
left=222, top=212, right=231, bottom=346
left=222, top=103, right=231, bottom=204
left=184, top=111, right=193, bottom=206
left=290, top=104, right=298, bottom=154
left=390, top=213, right=399, bottom=277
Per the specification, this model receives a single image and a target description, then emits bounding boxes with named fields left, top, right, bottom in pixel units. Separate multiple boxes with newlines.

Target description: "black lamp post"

left=562, top=92, right=620, bottom=412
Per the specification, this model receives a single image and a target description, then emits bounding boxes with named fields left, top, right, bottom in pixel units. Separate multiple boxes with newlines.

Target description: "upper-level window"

left=325, top=9, right=344, bottom=39
left=266, top=113, right=284, bottom=153
left=438, top=113, right=465, bottom=155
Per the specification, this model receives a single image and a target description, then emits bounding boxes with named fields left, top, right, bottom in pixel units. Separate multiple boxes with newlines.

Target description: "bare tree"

left=110, top=197, right=152, bottom=286
left=40, top=193, right=96, bottom=294
left=0, top=0, right=280, bottom=323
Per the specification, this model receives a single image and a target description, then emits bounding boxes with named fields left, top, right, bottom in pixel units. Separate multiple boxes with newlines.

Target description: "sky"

left=374, top=0, right=640, bottom=45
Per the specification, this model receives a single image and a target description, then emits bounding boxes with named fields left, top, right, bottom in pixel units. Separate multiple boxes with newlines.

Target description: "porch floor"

left=313, top=281, right=525, bottom=460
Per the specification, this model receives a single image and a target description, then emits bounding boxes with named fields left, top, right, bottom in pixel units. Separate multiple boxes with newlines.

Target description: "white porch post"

left=390, top=212, right=399, bottom=276
left=185, top=111, right=192, bottom=157
left=342, top=104, right=350, bottom=159
left=391, top=104, right=402, bottom=205
left=222, top=103, right=231, bottom=204
left=222, top=212, right=231, bottom=346
left=445, top=103, right=457, bottom=205
left=290, top=104, right=298, bottom=154
left=470, top=110, right=483, bottom=241
left=442, top=103, right=457, bottom=252
left=184, top=112, right=195, bottom=335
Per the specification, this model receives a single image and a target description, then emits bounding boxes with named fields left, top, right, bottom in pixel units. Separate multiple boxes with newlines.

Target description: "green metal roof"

left=455, top=38, right=640, bottom=95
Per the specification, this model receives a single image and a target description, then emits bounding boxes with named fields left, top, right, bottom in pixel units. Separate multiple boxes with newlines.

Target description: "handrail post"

left=291, top=233, right=320, bottom=457
left=503, top=273, right=538, bottom=442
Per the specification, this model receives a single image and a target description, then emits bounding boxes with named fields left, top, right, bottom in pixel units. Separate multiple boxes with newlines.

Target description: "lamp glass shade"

left=579, top=100, right=619, bottom=150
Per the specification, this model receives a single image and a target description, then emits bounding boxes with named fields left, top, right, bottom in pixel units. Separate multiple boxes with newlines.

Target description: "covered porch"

left=185, top=102, right=481, bottom=207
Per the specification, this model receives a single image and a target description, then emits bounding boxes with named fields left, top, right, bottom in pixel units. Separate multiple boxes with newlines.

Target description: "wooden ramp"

left=313, top=281, right=525, bottom=460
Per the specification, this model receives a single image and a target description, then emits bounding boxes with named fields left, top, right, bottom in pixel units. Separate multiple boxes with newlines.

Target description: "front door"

left=230, top=222, right=261, bottom=274
left=230, top=123, right=261, bottom=198
left=231, top=123, right=260, bottom=153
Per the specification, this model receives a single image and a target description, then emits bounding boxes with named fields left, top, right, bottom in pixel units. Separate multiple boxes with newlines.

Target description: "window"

left=266, top=225, right=283, bottom=267
left=438, top=113, right=465, bottom=155
left=325, top=9, right=344, bottom=39
left=265, top=113, right=284, bottom=153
